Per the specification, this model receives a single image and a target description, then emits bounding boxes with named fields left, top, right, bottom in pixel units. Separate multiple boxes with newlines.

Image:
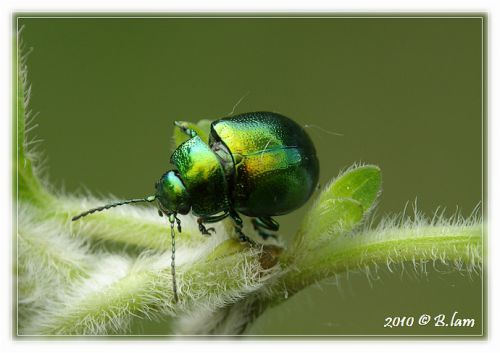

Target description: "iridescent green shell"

left=210, top=112, right=319, bottom=217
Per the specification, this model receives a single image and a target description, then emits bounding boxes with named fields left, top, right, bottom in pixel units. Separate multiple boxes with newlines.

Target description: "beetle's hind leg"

left=174, top=121, right=197, bottom=138
left=229, top=210, right=256, bottom=245
left=252, top=216, right=279, bottom=240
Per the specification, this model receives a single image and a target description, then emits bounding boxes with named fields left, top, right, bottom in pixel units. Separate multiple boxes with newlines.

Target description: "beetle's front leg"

left=196, top=212, right=229, bottom=236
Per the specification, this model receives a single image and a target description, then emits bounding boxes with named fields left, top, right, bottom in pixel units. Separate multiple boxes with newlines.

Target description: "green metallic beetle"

left=72, top=111, right=319, bottom=301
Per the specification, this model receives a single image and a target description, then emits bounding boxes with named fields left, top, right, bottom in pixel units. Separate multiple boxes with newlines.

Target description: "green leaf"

left=288, top=165, right=382, bottom=260
left=295, top=165, right=381, bottom=244
left=312, top=198, right=364, bottom=237
left=173, top=119, right=213, bottom=148
left=325, top=164, right=382, bottom=212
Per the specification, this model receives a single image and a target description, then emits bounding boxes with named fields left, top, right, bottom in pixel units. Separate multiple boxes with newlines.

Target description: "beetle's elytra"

left=73, top=111, right=320, bottom=302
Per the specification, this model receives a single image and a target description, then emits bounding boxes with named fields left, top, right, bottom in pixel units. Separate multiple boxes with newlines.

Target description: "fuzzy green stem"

left=283, top=223, right=482, bottom=294
left=24, top=244, right=275, bottom=335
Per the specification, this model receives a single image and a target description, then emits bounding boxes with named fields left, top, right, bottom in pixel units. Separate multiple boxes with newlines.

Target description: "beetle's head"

left=155, top=170, right=191, bottom=216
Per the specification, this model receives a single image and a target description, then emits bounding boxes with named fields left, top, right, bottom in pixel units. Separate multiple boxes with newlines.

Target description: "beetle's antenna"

left=227, top=91, right=250, bottom=116
left=303, top=124, right=344, bottom=137
left=72, top=195, right=156, bottom=221
left=168, top=214, right=179, bottom=303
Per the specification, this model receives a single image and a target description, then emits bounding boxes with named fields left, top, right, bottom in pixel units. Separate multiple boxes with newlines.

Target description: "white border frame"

left=2, top=1, right=498, bottom=353
left=13, top=13, right=486, bottom=338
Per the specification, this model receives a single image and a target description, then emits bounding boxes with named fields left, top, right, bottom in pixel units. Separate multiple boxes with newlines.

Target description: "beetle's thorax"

left=169, top=135, right=231, bottom=216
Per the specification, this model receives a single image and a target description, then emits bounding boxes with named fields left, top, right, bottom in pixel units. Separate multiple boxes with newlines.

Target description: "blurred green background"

left=16, top=15, right=484, bottom=335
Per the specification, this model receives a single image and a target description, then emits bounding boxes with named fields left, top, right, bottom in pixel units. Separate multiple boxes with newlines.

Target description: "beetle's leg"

left=197, top=218, right=215, bottom=236
left=252, top=216, right=279, bottom=240
left=174, top=121, right=197, bottom=138
left=229, top=210, right=255, bottom=245
left=196, top=212, right=228, bottom=236
left=175, top=215, right=182, bottom=233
